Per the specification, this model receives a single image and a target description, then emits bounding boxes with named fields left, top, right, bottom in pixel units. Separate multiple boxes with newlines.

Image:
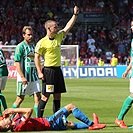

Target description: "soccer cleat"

left=88, top=123, right=106, bottom=130
left=93, top=113, right=99, bottom=124
left=115, top=118, right=128, bottom=128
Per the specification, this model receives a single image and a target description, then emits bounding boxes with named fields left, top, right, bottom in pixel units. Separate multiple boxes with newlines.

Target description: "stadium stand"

left=0, top=0, right=132, bottom=65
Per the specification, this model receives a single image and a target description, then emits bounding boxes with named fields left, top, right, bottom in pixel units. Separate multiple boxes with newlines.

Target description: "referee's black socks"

left=53, top=100, right=60, bottom=113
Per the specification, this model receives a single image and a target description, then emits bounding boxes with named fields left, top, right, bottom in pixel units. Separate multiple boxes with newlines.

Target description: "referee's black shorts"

left=42, top=67, right=66, bottom=94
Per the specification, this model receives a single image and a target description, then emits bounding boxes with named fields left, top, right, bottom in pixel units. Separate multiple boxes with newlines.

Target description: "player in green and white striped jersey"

left=0, top=48, right=8, bottom=117
left=15, top=41, right=38, bottom=82
left=12, top=26, right=41, bottom=118
left=115, top=20, right=133, bottom=128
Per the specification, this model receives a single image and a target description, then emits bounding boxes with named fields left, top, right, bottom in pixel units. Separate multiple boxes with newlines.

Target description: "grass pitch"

left=3, top=78, right=133, bottom=133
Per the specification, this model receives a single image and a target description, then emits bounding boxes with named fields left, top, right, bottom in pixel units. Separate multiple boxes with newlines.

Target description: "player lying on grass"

left=0, top=103, right=106, bottom=132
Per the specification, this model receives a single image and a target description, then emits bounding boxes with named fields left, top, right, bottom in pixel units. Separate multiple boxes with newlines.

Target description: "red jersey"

left=11, top=114, right=51, bottom=132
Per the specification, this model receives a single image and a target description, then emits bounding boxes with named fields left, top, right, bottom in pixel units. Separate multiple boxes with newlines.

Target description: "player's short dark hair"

left=0, top=126, right=10, bottom=132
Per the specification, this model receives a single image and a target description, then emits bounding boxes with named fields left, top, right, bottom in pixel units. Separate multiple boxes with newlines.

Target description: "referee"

left=34, top=6, right=79, bottom=117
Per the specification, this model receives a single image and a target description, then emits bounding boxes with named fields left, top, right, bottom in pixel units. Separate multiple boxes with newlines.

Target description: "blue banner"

left=62, top=66, right=127, bottom=78
left=116, top=65, right=127, bottom=78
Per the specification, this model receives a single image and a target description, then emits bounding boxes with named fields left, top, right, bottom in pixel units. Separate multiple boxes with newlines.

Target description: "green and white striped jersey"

left=0, top=49, right=8, bottom=77
left=14, top=41, right=38, bottom=82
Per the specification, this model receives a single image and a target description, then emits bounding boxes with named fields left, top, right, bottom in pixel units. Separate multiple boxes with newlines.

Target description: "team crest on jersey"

left=46, top=85, right=54, bottom=92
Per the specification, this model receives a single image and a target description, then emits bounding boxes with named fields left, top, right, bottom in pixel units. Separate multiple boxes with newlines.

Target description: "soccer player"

left=12, top=26, right=41, bottom=118
left=115, top=20, right=133, bottom=128
left=0, top=48, right=8, bottom=117
left=0, top=103, right=106, bottom=132
left=34, top=6, right=79, bottom=117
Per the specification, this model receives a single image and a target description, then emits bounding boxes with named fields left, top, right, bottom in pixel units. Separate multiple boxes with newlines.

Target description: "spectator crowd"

left=0, top=0, right=133, bottom=66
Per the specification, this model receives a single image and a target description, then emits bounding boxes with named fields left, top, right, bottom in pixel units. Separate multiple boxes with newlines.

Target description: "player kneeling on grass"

left=0, top=103, right=106, bottom=132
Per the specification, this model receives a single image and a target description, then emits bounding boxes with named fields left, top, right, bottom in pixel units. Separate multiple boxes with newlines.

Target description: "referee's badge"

left=46, top=85, right=54, bottom=92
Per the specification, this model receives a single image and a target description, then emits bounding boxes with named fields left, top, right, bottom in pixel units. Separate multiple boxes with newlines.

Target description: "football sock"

left=38, top=100, right=47, bottom=117
left=118, top=95, right=133, bottom=120
left=72, top=107, right=93, bottom=126
left=0, top=93, right=7, bottom=110
left=11, top=103, right=18, bottom=119
left=53, top=100, right=60, bottom=113
left=34, top=104, right=38, bottom=118
left=12, top=103, right=18, bottom=108
left=73, top=122, right=88, bottom=129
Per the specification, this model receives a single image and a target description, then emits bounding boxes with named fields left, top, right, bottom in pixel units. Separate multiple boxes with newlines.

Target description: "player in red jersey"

left=0, top=103, right=106, bottom=132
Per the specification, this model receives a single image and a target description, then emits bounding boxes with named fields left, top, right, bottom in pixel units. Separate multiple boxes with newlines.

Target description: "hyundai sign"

left=62, top=66, right=127, bottom=78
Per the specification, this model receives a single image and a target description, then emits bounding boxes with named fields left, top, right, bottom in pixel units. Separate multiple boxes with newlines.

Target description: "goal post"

left=61, top=45, right=79, bottom=78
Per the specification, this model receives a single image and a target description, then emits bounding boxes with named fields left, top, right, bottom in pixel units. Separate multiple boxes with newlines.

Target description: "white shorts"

left=16, top=80, right=41, bottom=96
left=130, top=77, right=133, bottom=93
left=0, top=76, right=7, bottom=90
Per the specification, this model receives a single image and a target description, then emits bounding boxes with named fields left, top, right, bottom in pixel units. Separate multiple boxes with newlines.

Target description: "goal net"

left=61, top=45, right=79, bottom=78
left=1, top=45, right=79, bottom=78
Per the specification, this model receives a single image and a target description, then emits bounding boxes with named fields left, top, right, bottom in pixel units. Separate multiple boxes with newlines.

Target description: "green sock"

left=0, top=93, right=7, bottom=110
left=118, top=96, right=133, bottom=120
left=34, top=104, right=38, bottom=118
left=12, top=103, right=18, bottom=108
left=11, top=103, right=18, bottom=120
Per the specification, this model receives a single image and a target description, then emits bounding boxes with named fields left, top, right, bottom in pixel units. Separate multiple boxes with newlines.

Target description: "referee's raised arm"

left=62, top=6, right=79, bottom=36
